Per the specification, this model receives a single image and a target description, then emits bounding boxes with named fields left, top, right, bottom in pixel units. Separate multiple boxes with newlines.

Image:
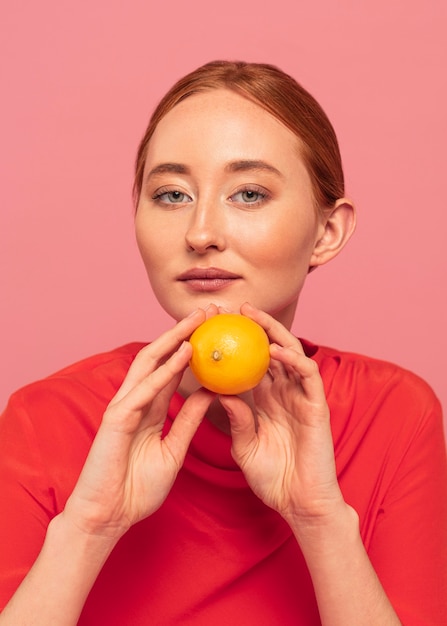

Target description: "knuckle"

left=306, top=358, right=319, bottom=374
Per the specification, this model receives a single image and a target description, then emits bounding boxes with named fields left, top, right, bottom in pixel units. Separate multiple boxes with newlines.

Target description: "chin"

left=161, top=299, right=236, bottom=322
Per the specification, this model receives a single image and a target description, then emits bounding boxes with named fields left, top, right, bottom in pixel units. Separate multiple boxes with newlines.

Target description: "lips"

left=177, top=267, right=241, bottom=292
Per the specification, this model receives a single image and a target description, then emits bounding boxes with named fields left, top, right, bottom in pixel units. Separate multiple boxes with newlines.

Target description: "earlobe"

left=309, top=198, right=356, bottom=270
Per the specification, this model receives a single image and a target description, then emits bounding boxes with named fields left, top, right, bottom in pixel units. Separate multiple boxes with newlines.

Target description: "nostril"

left=185, top=228, right=225, bottom=253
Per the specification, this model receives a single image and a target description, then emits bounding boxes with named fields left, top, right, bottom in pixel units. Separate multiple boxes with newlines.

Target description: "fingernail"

left=186, top=308, right=200, bottom=318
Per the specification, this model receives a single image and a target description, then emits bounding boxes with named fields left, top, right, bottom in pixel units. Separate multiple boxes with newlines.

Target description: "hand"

left=63, top=307, right=216, bottom=540
left=220, top=303, right=345, bottom=526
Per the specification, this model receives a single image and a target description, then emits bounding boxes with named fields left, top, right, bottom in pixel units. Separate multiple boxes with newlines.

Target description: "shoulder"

left=0, top=344, right=147, bottom=518
left=307, top=340, right=446, bottom=490
left=303, top=339, right=443, bottom=448
left=306, top=339, right=440, bottom=411
left=1, top=342, right=147, bottom=429
left=45, top=341, right=146, bottom=380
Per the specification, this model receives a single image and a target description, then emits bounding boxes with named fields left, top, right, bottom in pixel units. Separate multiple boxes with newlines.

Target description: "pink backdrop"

left=1, top=0, right=446, bottom=430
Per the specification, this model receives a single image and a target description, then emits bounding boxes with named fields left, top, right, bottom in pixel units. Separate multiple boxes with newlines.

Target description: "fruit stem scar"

left=212, top=350, right=222, bottom=361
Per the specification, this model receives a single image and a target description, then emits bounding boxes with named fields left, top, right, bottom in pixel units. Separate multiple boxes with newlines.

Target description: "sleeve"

left=367, top=391, right=447, bottom=625
left=0, top=391, right=56, bottom=610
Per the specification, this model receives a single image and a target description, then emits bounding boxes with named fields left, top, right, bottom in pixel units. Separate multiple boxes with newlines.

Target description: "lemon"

left=189, top=314, right=270, bottom=394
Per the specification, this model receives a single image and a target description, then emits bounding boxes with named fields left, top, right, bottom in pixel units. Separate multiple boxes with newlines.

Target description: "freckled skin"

left=135, top=89, right=329, bottom=330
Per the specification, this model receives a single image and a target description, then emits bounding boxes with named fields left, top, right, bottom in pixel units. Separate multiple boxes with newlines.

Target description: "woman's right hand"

left=61, top=307, right=216, bottom=542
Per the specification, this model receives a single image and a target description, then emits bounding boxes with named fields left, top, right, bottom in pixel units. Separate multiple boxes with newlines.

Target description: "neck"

left=178, top=368, right=254, bottom=434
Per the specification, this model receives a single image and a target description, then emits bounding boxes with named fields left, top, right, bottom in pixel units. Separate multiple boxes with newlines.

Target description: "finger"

left=269, top=351, right=301, bottom=385
left=219, top=395, right=258, bottom=460
left=106, top=341, right=193, bottom=431
left=268, top=353, right=288, bottom=381
left=205, top=303, right=220, bottom=319
left=270, top=343, right=325, bottom=401
left=144, top=305, right=218, bottom=417
left=163, top=388, right=216, bottom=463
left=134, top=305, right=218, bottom=423
left=113, top=309, right=206, bottom=402
left=141, top=367, right=185, bottom=428
left=240, top=302, right=304, bottom=353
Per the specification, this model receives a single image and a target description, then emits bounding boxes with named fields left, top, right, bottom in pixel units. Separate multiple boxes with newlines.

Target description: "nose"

left=185, top=204, right=226, bottom=254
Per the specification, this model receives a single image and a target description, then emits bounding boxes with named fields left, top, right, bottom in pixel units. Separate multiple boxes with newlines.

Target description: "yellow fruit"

left=189, top=314, right=270, bottom=395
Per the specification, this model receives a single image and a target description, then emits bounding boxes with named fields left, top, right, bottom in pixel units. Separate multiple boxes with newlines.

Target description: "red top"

left=1, top=341, right=446, bottom=625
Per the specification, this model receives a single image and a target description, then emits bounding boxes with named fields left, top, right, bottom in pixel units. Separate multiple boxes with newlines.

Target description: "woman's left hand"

left=219, top=303, right=345, bottom=527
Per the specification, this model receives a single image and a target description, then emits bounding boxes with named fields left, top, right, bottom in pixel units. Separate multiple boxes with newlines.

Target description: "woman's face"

left=135, top=89, right=327, bottom=329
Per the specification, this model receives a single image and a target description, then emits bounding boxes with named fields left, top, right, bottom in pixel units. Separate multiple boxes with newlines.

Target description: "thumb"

left=164, top=388, right=215, bottom=464
left=219, top=395, right=258, bottom=462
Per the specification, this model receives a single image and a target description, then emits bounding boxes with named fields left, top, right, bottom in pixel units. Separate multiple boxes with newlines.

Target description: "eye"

left=230, top=186, right=269, bottom=206
left=152, top=189, right=192, bottom=205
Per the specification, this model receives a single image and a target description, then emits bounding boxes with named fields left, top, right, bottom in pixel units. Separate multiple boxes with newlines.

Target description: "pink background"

left=1, top=0, right=446, bottom=429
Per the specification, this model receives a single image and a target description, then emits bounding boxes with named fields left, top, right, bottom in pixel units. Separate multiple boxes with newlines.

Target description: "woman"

left=0, top=61, right=446, bottom=625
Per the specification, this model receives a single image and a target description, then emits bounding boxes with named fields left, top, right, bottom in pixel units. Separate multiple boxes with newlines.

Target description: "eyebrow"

left=144, top=159, right=284, bottom=183
left=225, top=160, right=284, bottom=178
left=145, top=163, right=190, bottom=181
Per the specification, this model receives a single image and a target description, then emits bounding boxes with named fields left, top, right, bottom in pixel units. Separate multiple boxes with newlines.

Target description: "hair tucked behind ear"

left=133, top=60, right=344, bottom=212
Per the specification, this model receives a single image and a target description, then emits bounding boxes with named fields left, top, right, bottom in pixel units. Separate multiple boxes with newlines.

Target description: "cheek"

left=242, top=218, right=316, bottom=272
left=135, top=225, right=171, bottom=306
left=135, top=227, right=153, bottom=269
left=135, top=213, right=168, bottom=272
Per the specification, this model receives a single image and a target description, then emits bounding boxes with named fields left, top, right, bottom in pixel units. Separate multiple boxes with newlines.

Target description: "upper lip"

left=177, top=267, right=241, bottom=280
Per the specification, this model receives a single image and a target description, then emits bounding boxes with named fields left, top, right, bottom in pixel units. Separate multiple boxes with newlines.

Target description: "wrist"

left=284, top=500, right=360, bottom=555
left=284, top=504, right=402, bottom=625
left=0, top=512, right=120, bottom=625
left=49, top=511, right=120, bottom=567
left=61, top=489, right=133, bottom=542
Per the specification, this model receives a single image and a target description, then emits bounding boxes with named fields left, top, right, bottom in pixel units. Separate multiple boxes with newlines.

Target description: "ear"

left=309, top=198, right=356, bottom=271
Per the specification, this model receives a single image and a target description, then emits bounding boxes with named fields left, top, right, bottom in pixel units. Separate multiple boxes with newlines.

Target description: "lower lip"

left=180, top=278, right=239, bottom=292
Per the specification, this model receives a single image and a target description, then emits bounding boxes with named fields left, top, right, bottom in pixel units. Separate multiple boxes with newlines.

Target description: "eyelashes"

left=151, top=189, right=192, bottom=205
left=151, top=185, right=270, bottom=208
left=229, top=186, right=269, bottom=206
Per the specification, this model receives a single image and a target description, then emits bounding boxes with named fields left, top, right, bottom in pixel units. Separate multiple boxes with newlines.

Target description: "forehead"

left=145, top=89, right=304, bottom=172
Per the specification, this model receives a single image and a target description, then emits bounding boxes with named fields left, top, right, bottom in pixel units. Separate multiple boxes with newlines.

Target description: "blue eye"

left=240, top=190, right=261, bottom=202
left=230, top=187, right=268, bottom=205
left=152, top=190, right=192, bottom=204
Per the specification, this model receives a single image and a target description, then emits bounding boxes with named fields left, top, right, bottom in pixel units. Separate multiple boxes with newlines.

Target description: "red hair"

left=133, top=60, right=344, bottom=211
